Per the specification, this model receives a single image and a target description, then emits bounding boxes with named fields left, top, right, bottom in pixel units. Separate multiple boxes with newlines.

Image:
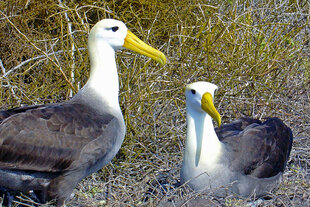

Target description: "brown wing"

left=215, top=117, right=293, bottom=178
left=0, top=103, right=114, bottom=173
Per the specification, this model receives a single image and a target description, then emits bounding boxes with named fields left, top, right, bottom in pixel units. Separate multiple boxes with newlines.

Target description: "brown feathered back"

left=0, top=102, right=122, bottom=205
left=215, top=117, right=293, bottom=178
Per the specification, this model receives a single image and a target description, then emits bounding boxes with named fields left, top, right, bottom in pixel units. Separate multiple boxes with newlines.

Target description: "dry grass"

left=0, top=0, right=309, bottom=206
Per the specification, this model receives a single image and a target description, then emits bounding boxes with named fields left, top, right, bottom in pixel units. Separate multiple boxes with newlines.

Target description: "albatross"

left=0, top=19, right=166, bottom=206
left=180, top=81, right=293, bottom=197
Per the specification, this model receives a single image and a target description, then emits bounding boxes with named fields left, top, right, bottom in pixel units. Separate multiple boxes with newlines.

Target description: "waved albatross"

left=0, top=19, right=166, bottom=206
left=180, top=82, right=293, bottom=197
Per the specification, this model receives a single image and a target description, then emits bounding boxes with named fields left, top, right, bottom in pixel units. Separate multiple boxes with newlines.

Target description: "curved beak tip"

left=160, top=54, right=167, bottom=65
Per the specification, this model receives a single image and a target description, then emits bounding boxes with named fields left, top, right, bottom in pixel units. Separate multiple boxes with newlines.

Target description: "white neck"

left=72, top=36, right=121, bottom=114
left=184, top=107, right=223, bottom=168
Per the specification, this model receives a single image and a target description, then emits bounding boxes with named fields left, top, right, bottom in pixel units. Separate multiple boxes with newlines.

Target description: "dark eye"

left=191, top=89, right=196, bottom=94
left=111, top=26, right=119, bottom=32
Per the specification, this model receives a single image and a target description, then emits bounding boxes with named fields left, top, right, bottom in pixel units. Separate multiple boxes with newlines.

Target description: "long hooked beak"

left=123, top=30, right=166, bottom=65
left=201, top=92, right=221, bottom=127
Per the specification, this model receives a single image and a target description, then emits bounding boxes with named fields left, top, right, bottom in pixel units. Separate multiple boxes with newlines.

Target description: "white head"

left=185, top=81, right=221, bottom=127
left=88, top=19, right=128, bottom=50
left=88, top=19, right=166, bottom=64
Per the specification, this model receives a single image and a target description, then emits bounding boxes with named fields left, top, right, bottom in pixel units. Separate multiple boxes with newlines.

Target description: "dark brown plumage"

left=215, top=117, right=293, bottom=179
left=0, top=103, right=120, bottom=205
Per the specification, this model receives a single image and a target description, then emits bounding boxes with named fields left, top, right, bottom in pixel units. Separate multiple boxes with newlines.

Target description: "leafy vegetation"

left=0, top=0, right=309, bottom=206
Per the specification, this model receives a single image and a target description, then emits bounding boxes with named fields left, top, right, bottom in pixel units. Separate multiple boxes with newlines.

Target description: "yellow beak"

left=123, top=30, right=166, bottom=65
left=201, top=92, right=221, bottom=127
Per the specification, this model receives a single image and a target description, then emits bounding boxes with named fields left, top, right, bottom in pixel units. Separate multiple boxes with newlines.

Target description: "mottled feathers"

left=215, top=117, right=293, bottom=178
left=0, top=103, right=114, bottom=173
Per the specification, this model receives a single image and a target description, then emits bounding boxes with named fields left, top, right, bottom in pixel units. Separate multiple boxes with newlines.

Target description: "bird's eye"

left=191, top=89, right=196, bottom=94
left=111, top=26, right=119, bottom=32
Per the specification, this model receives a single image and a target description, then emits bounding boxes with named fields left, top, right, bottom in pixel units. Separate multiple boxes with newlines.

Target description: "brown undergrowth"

left=0, top=0, right=309, bottom=206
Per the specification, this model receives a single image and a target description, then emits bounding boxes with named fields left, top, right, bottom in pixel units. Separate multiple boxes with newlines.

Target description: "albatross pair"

left=0, top=19, right=166, bottom=206
left=0, top=18, right=293, bottom=206
left=181, top=82, right=293, bottom=197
